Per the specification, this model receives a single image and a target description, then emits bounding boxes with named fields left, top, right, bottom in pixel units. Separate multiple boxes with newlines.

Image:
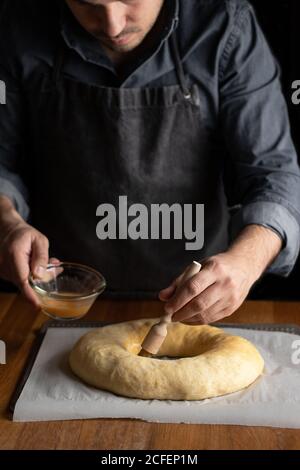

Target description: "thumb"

left=159, top=283, right=177, bottom=301
left=30, top=236, right=49, bottom=279
left=159, top=272, right=184, bottom=301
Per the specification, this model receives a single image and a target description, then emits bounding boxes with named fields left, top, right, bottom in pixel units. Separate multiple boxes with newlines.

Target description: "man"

left=0, top=0, right=299, bottom=324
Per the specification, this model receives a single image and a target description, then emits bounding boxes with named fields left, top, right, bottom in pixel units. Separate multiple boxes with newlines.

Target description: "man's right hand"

left=0, top=195, right=50, bottom=308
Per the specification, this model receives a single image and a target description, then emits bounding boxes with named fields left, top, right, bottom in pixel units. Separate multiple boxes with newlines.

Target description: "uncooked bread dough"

left=69, top=319, right=264, bottom=400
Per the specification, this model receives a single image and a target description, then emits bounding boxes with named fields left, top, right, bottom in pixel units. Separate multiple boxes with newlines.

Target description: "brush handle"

left=140, top=261, right=201, bottom=355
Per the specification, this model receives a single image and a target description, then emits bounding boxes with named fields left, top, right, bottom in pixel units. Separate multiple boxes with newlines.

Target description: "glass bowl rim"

left=29, top=261, right=106, bottom=301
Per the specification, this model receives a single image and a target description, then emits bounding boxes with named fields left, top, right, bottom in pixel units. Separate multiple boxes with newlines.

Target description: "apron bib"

left=26, top=30, right=229, bottom=298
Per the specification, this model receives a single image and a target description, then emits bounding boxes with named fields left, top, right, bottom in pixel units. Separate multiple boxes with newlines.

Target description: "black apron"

left=26, top=28, right=230, bottom=298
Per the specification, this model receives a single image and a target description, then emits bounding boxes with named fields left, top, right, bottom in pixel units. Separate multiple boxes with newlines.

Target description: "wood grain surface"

left=0, top=294, right=300, bottom=450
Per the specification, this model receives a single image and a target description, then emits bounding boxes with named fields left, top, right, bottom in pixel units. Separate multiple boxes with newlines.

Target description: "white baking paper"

left=13, top=326, right=300, bottom=428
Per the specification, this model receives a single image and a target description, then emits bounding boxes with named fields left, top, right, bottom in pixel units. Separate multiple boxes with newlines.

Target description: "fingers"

left=159, top=284, right=177, bottom=301
left=182, top=304, right=229, bottom=325
left=164, top=269, right=216, bottom=316
left=30, top=236, right=49, bottom=278
left=0, top=222, right=52, bottom=309
left=172, top=284, right=221, bottom=322
left=10, top=248, right=41, bottom=309
left=159, top=272, right=184, bottom=301
left=49, top=257, right=61, bottom=265
left=160, top=253, right=253, bottom=326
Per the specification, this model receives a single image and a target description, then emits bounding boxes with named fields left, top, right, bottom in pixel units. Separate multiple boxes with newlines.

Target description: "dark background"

left=248, top=0, right=300, bottom=300
left=1, top=0, right=300, bottom=299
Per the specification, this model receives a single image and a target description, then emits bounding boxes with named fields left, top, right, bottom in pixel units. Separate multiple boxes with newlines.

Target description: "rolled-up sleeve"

left=0, top=58, right=29, bottom=220
left=220, top=1, right=300, bottom=276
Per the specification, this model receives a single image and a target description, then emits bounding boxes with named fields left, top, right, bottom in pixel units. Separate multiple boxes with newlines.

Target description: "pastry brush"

left=138, top=260, right=201, bottom=358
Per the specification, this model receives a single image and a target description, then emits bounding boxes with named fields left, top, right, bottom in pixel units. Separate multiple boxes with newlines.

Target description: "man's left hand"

left=159, top=225, right=283, bottom=324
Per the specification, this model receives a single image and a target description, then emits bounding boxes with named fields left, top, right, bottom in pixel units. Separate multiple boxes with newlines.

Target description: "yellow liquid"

left=40, top=292, right=95, bottom=319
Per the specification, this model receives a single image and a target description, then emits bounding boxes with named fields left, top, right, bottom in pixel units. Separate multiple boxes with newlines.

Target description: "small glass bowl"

left=29, top=262, right=106, bottom=321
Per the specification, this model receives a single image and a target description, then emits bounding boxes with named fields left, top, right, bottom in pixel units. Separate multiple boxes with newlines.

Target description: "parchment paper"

left=13, top=326, right=300, bottom=428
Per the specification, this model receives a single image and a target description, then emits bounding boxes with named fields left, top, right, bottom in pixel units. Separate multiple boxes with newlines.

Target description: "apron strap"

left=170, top=31, right=192, bottom=100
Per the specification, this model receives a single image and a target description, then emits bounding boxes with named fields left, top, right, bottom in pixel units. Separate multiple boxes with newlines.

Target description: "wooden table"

left=0, top=294, right=300, bottom=450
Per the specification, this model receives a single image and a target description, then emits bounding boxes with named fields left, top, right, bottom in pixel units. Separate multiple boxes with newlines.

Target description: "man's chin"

left=99, top=34, right=144, bottom=53
left=106, top=43, right=138, bottom=53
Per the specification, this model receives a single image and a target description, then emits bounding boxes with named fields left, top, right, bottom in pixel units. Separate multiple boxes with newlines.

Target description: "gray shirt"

left=0, top=0, right=300, bottom=276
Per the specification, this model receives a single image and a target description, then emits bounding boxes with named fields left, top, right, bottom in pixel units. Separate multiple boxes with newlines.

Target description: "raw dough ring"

left=69, top=319, right=264, bottom=400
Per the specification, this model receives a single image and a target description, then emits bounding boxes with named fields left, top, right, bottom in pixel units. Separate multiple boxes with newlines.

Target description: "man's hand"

left=159, top=224, right=283, bottom=324
left=0, top=195, right=55, bottom=308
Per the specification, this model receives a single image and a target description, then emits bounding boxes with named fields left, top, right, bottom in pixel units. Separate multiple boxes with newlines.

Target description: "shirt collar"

left=60, top=0, right=179, bottom=73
